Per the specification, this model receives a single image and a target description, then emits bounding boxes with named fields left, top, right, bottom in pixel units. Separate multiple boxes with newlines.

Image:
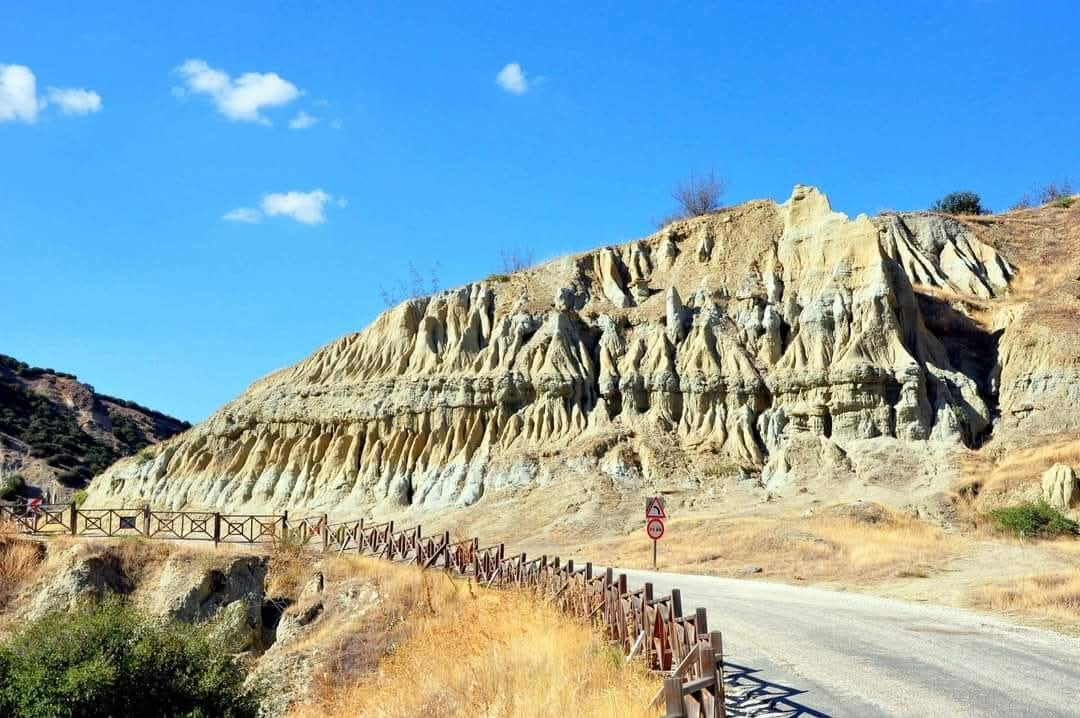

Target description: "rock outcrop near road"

left=87, top=186, right=1080, bottom=516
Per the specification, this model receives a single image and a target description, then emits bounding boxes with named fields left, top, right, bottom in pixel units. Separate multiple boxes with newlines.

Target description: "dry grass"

left=0, top=535, right=45, bottom=606
left=587, top=507, right=962, bottom=585
left=289, top=556, right=658, bottom=718
left=970, top=570, right=1080, bottom=628
left=954, top=434, right=1080, bottom=527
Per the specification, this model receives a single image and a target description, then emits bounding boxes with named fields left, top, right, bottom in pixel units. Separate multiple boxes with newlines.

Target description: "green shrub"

left=988, top=501, right=1079, bottom=539
left=1050, top=195, right=1075, bottom=209
left=73, top=489, right=88, bottom=507
left=0, top=596, right=263, bottom=718
left=930, top=191, right=988, bottom=215
left=0, top=473, right=23, bottom=500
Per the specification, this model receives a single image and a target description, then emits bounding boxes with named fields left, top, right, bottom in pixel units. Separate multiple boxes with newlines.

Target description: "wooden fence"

left=1, top=502, right=725, bottom=718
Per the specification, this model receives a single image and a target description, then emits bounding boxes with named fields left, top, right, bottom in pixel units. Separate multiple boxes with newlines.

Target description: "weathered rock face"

left=90, top=186, right=1063, bottom=516
left=1041, top=464, right=1077, bottom=511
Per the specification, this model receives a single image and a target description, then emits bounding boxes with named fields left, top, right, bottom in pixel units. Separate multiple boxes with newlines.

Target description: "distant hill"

left=0, top=354, right=190, bottom=501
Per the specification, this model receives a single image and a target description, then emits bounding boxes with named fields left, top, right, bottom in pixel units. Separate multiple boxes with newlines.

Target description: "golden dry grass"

left=970, top=570, right=1080, bottom=628
left=289, top=556, right=658, bottom=718
left=953, top=434, right=1080, bottom=532
left=587, top=507, right=963, bottom=585
left=0, top=535, right=45, bottom=606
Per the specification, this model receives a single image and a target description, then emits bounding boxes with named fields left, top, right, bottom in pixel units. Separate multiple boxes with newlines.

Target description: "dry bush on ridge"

left=1012, top=178, right=1076, bottom=210
left=672, top=168, right=726, bottom=218
left=378, top=262, right=441, bottom=308
left=500, top=247, right=535, bottom=274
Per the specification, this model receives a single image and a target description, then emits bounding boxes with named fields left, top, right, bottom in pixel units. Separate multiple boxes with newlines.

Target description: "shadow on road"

left=724, top=662, right=832, bottom=717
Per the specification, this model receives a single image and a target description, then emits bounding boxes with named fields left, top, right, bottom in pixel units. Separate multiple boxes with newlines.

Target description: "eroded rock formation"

left=88, top=186, right=1079, bottom=516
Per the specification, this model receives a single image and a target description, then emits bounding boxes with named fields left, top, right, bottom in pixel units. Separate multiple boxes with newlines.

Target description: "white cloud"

left=0, top=64, right=103, bottom=123
left=495, top=62, right=529, bottom=95
left=174, top=59, right=300, bottom=124
left=45, top=87, right=102, bottom=115
left=223, top=207, right=262, bottom=223
left=0, top=64, right=39, bottom=122
left=224, top=189, right=342, bottom=226
left=288, top=110, right=318, bottom=129
left=262, top=190, right=330, bottom=224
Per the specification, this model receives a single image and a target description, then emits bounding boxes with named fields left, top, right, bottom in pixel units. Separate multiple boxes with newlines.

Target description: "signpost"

left=645, top=496, right=666, bottom=568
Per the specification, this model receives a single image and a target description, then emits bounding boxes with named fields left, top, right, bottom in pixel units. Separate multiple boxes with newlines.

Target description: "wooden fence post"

left=663, top=676, right=685, bottom=718
left=320, top=514, right=329, bottom=552
left=585, top=562, right=593, bottom=580
left=671, top=588, right=683, bottom=618
left=213, top=512, right=222, bottom=546
left=710, top=630, right=726, bottom=717
left=142, top=506, right=151, bottom=536
left=695, top=607, right=708, bottom=637
left=69, top=502, right=77, bottom=536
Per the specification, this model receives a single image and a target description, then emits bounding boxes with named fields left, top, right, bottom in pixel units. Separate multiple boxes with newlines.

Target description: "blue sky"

left=3, top=2, right=1078, bottom=422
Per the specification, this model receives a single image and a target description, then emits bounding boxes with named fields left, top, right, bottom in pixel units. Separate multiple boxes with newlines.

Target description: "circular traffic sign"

left=646, top=517, right=665, bottom=540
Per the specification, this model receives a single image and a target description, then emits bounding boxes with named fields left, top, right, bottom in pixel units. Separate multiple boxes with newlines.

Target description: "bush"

left=930, top=191, right=988, bottom=215
left=0, top=596, right=262, bottom=718
left=989, top=501, right=1079, bottom=539
left=499, top=248, right=535, bottom=274
left=672, top=169, right=726, bottom=218
left=1038, top=178, right=1074, bottom=206
left=0, top=474, right=23, bottom=500
left=73, top=490, right=88, bottom=507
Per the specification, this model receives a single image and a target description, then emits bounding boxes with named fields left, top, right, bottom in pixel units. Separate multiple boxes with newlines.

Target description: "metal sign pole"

left=652, top=538, right=657, bottom=569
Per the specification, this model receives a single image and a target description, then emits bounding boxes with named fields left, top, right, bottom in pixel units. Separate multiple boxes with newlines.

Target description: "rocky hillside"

left=87, top=186, right=1080, bottom=522
left=0, top=355, right=190, bottom=499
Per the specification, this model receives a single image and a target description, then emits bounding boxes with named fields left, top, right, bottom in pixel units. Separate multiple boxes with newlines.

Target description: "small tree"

left=672, top=169, right=726, bottom=218
left=930, top=191, right=987, bottom=215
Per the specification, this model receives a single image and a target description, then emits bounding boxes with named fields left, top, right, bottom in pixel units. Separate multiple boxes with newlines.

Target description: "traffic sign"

left=646, top=517, right=665, bottom=540
left=645, top=496, right=666, bottom=519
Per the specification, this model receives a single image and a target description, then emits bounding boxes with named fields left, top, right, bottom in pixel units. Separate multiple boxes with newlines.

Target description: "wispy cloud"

left=0, top=64, right=102, bottom=123
left=45, top=87, right=102, bottom=115
left=173, top=59, right=300, bottom=124
left=288, top=110, right=318, bottom=129
left=224, top=189, right=343, bottom=226
left=223, top=207, right=262, bottom=223
left=495, top=62, right=529, bottom=95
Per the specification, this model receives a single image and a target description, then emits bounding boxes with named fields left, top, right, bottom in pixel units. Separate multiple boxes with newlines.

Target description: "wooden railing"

left=1, top=502, right=726, bottom=717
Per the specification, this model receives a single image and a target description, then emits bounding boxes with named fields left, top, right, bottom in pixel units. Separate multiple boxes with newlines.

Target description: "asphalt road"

left=617, top=569, right=1080, bottom=717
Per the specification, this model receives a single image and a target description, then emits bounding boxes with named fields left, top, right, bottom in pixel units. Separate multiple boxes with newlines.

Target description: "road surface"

left=617, top=568, right=1080, bottom=717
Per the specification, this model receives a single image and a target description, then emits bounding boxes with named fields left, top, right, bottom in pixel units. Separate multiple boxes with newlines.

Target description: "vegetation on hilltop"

left=931, top=191, right=988, bottom=215
left=0, top=353, right=190, bottom=490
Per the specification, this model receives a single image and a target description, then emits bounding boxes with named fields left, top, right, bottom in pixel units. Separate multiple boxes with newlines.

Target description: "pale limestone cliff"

left=90, top=186, right=1063, bottom=516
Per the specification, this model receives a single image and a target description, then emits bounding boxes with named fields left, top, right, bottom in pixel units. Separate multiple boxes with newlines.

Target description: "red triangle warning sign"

left=645, top=496, right=666, bottom=519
